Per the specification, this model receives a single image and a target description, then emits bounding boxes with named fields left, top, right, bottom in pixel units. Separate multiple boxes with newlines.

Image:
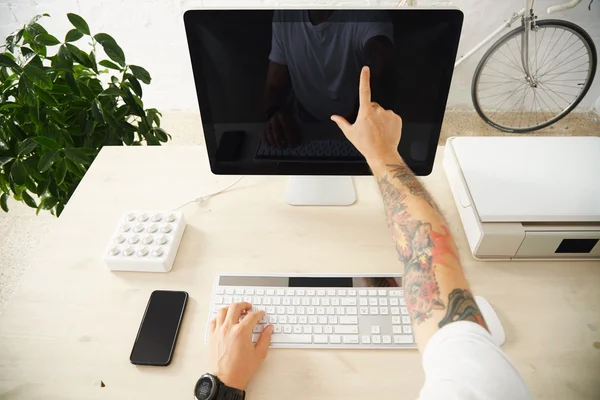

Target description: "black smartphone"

left=130, top=290, right=188, bottom=366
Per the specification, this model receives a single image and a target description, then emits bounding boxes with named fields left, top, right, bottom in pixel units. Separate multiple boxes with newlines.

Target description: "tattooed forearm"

left=387, top=163, right=439, bottom=211
left=439, top=289, right=488, bottom=329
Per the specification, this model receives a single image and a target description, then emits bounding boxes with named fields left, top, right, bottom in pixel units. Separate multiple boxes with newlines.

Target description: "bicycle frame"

left=453, top=0, right=586, bottom=69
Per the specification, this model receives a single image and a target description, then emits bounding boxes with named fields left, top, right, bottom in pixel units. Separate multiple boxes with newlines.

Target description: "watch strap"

left=217, top=384, right=246, bottom=400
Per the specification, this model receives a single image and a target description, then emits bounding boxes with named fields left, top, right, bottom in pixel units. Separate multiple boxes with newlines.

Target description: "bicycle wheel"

left=472, top=19, right=597, bottom=133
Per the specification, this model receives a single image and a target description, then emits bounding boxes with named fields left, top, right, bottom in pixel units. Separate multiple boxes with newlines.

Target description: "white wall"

left=1, top=0, right=599, bottom=112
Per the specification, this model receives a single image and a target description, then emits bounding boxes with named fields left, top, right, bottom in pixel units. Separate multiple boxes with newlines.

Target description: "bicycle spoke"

left=539, top=82, right=573, bottom=107
left=536, top=28, right=565, bottom=74
left=538, top=43, right=585, bottom=77
left=496, top=47, right=524, bottom=71
left=538, top=49, right=588, bottom=78
left=540, top=61, right=590, bottom=79
left=488, top=55, right=525, bottom=75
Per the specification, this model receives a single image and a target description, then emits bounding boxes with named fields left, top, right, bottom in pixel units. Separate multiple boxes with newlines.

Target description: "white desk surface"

left=0, top=146, right=599, bottom=400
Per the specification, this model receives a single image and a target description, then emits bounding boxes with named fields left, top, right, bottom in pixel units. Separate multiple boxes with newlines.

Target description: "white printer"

left=443, top=136, right=600, bottom=260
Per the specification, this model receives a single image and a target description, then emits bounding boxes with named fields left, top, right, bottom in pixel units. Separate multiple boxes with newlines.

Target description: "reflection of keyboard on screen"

left=255, top=140, right=364, bottom=162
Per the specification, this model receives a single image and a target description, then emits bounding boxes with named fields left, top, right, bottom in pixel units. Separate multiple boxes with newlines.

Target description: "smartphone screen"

left=130, top=290, right=188, bottom=366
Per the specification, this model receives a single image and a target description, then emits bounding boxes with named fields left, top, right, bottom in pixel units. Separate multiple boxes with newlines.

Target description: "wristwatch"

left=194, top=373, right=246, bottom=400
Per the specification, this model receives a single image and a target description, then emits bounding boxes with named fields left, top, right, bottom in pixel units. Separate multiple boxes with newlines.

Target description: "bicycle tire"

left=472, top=19, right=597, bottom=133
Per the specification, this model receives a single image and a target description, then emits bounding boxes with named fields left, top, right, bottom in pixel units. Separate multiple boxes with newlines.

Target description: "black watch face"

left=195, top=376, right=216, bottom=400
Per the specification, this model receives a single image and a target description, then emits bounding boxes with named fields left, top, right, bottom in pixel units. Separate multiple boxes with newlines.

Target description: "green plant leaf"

left=99, top=60, right=121, bottom=70
left=36, top=87, right=59, bottom=106
left=10, top=160, right=27, bottom=186
left=65, top=29, right=84, bottom=42
left=89, top=50, right=98, bottom=73
left=38, top=150, right=60, bottom=172
left=64, top=158, right=84, bottom=178
left=33, top=136, right=60, bottom=150
left=0, top=193, right=8, bottom=212
left=65, top=72, right=79, bottom=94
left=99, top=86, right=121, bottom=96
left=18, top=138, right=38, bottom=155
left=56, top=203, right=64, bottom=216
left=154, top=127, right=169, bottom=143
left=91, top=99, right=103, bottom=121
left=76, top=81, right=95, bottom=100
left=0, top=54, right=20, bottom=70
left=129, top=65, right=151, bottom=85
left=36, top=176, right=51, bottom=196
left=40, top=195, right=58, bottom=210
left=24, top=177, right=37, bottom=195
left=0, top=157, right=14, bottom=168
left=24, top=65, right=52, bottom=89
left=67, top=13, right=90, bottom=35
left=0, top=103, right=22, bottom=112
left=22, top=190, right=37, bottom=208
left=126, top=74, right=142, bottom=97
left=54, top=159, right=67, bottom=186
left=35, top=33, right=60, bottom=46
left=64, top=148, right=89, bottom=165
left=94, top=33, right=125, bottom=66
left=56, top=44, right=73, bottom=69
left=65, top=44, right=94, bottom=69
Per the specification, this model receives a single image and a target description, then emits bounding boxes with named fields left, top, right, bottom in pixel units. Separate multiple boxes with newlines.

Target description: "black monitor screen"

left=184, top=9, right=463, bottom=176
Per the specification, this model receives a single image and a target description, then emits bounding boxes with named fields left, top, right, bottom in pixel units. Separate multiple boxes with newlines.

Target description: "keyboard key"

left=266, top=289, right=274, bottom=296
left=253, top=325, right=263, bottom=333
left=359, top=290, right=368, bottom=296
left=322, top=298, right=330, bottom=306
left=297, top=289, right=305, bottom=296
left=327, top=307, right=335, bottom=315
left=216, top=287, right=224, bottom=295
left=392, top=316, right=401, bottom=324
left=303, top=326, right=312, bottom=334
left=287, top=307, right=295, bottom=315
left=369, top=307, right=379, bottom=315
left=360, top=298, right=368, bottom=306
left=360, top=307, right=369, bottom=315
left=314, top=335, right=328, bottom=344
left=276, top=289, right=285, bottom=296
left=331, top=298, right=340, bottom=306
left=372, top=335, right=381, bottom=344
left=235, top=288, right=244, bottom=295
left=225, top=288, right=234, bottom=295
left=257, top=289, right=265, bottom=295
left=283, top=298, right=291, bottom=306
left=317, top=290, right=326, bottom=296
left=380, top=307, right=389, bottom=315
left=252, top=297, right=262, bottom=305
left=302, top=298, right=311, bottom=306
left=368, top=290, right=377, bottom=296
left=393, top=335, right=413, bottom=344
left=293, top=326, right=302, bottom=334
left=234, top=296, right=242, bottom=303
left=338, top=289, right=346, bottom=296
left=224, top=296, right=233, bottom=305
left=400, top=298, right=406, bottom=306
left=336, top=307, right=345, bottom=315
left=324, top=326, right=333, bottom=334
left=361, top=335, right=371, bottom=344
left=402, top=316, right=411, bottom=324
left=299, top=315, right=308, bottom=324
left=274, top=325, right=282, bottom=333
left=379, top=298, right=388, bottom=306
left=390, top=298, right=399, bottom=306
left=286, top=289, right=294, bottom=296
left=348, top=289, right=357, bottom=296
left=314, top=326, right=323, bottom=334
left=391, top=307, right=400, bottom=315
left=327, top=290, right=336, bottom=296
left=335, top=325, right=359, bottom=334
left=307, top=307, right=315, bottom=315
left=390, top=290, right=401, bottom=297
left=277, top=307, right=285, bottom=315
left=330, top=335, right=342, bottom=344
left=341, top=298, right=357, bottom=306
left=393, top=326, right=402, bottom=334
left=401, top=307, right=409, bottom=315
left=243, top=296, right=252, bottom=303
left=266, top=306, right=275, bottom=314
left=328, top=316, right=338, bottom=325
left=259, top=315, right=268, bottom=324
left=317, top=307, right=325, bottom=315
left=289, top=316, right=297, bottom=324
left=383, top=335, right=392, bottom=344
left=378, top=290, right=387, bottom=296
left=264, top=297, right=273, bottom=305
left=318, top=316, right=328, bottom=325
left=279, top=316, right=288, bottom=324
left=369, top=298, right=378, bottom=306
left=339, top=316, right=358, bottom=325
left=371, top=325, right=381, bottom=334
left=307, top=290, right=315, bottom=296
left=269, top=316, right=277, bottom=324
left=343, top=335, right=359, bottom=344
left=283, top=326, right=292, bottom=334
left=271, top=334, right=312, bottom=344
left=214, top=296, right=224, bottom=304
left=246, top=288, right=255, bottom=295
left=312, top=298, right=320, bottom=306
left=273, top=298, right=281, bottom=305
left=297, top=307, right=305, bottom=315
left=346, top=307, right=358, bottom=315
left=403, top=325, right=413, bottom=334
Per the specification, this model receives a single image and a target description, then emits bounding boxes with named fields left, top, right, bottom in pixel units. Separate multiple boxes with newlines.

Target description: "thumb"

left=255, top=325, right=273, bottom=358
left=330, top=115, right=351, bottom=134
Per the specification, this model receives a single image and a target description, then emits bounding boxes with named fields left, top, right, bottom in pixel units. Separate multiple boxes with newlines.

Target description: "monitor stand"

left=285, top=176, right=356, bottom=206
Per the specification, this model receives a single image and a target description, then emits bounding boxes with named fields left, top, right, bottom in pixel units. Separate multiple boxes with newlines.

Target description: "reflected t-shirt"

left=269, top=10, right=393, bottom=121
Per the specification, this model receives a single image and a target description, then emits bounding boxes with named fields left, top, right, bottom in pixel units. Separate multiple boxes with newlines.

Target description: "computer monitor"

left=184, top=9, right=463, bottom=205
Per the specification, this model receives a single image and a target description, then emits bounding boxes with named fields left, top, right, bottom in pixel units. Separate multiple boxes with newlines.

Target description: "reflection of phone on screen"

left=130, top=290, right=188, bottom=366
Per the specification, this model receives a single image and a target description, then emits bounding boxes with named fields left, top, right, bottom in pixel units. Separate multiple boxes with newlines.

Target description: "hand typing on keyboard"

left=209, top=302, right=273, bottom=390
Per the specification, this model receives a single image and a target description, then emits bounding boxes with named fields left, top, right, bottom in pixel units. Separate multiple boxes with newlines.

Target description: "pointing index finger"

left=359, top=66, right=371, bottom=110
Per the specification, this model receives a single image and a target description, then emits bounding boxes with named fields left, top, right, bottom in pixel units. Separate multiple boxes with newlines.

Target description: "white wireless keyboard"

left=207, top=273, right=416, bottom=349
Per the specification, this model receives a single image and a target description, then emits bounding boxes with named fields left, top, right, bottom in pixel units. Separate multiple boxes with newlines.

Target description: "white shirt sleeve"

left=420, top=321, right=531, bottom=400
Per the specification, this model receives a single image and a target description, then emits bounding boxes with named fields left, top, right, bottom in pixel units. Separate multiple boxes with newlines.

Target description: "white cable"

left=173, top=177, right=244, bottom=211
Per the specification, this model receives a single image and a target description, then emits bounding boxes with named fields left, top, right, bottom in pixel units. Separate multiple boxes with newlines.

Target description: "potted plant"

left=0, top=13, right=169, bottom=216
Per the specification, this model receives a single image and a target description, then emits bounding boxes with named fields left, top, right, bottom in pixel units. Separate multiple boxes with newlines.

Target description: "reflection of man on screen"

left=264, top=10, right=394, bottom=148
